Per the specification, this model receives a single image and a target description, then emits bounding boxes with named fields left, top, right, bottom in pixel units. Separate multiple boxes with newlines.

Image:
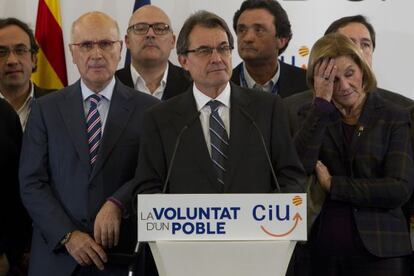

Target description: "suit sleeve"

left=330, top=113, right=414, bottom=209
left=19, top=101, right=77, bottom=252
left=271, top=96, right=306, bottom=193
left=133, top=110, right=167, bottom=196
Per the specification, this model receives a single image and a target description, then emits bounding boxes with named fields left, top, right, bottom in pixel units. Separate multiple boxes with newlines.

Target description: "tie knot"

left=88, top=94, right=101, bottom=107
left=207, top=100, right=221, bottom=113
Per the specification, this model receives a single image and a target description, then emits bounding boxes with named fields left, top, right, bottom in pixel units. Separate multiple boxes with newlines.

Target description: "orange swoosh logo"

left=260, top=212, right=302, bottom=237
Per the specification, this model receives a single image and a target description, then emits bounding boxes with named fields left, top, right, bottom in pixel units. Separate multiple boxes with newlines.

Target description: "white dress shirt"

left=81, top=77, right=115, bottom=134
left=192, top=82, right=231, bottom=156
left=130, top=63, right=168, bottom=100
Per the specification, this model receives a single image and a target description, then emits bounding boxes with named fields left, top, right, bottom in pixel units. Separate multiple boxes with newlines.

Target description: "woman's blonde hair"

left=307, top=33, right=377, bottom=93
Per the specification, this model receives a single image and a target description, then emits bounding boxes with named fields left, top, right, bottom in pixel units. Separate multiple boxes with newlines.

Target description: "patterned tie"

left=208, top=100, right=229, bottom=185
left=86, top=94, right=102, bottom=167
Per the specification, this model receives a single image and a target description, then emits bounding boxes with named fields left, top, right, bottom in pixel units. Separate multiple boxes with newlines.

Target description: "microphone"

left=129, top=111, right=200, bottom=275
left=162, top=111, right=201, bottom=194
left=237, top=106, right=281, bottom=192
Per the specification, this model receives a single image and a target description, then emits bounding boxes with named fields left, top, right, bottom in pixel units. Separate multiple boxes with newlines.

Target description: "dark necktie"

left=86, top=94, right=102, bottom=167
left=208, top=100, right=229, bottom=185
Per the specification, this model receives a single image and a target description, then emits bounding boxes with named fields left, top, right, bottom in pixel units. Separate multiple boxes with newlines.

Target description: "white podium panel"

left=149, top=240, right=296, bottom=276
left=137, top=194, right=306, bottom=276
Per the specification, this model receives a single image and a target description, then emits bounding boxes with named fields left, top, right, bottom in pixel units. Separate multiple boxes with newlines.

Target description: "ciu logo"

left=280, top=45, right=310, bottom=70
left=253, top=195, right=304, bottom=237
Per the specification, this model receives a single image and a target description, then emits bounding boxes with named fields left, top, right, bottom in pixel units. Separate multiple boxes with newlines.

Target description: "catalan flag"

left=32, top=0, right=67, bottom=89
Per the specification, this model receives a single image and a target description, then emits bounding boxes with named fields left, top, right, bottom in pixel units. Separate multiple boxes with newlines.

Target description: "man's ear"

left=178, top=54, right=188, bottom=70
left=276, top=36, right=289, bottom=50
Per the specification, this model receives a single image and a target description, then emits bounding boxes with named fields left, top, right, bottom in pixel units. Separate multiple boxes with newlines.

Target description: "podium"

left=138, top=194, right=306, bottom=276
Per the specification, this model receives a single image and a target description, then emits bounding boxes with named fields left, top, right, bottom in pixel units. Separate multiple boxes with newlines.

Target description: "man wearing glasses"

left=19, top=11, right=159, bottom=276
left=116, top=5, right=191, bottom=100
left=135, top=10, right=304, bottom=204
left=0, top=18, right=53, bottom=130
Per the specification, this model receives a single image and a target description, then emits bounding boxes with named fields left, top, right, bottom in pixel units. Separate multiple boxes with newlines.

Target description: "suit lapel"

left=326, top=110, right=345, bottom=160
left=350, top=93, right=381, bottom=159
left=90, top=81, right=134, bottom=180
left=163, top=62, right=179, bottom=100
left=117, top=67, right=134, bottom=88
left=58, top=81, right=91, bottom=170
left=172, top=90, right=220, bottom=190
left=225, top=85, right=254, bottom=190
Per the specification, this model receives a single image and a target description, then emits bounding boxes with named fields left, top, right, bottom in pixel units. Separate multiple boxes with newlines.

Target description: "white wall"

left=1, top=0, right=412, bottom=98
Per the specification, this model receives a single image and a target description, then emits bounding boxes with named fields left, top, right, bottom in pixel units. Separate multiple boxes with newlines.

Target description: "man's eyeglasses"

left=0, top=45, right=33, bottom=58
left=184, top=45, right=233, bottom=58
left=70, top=40, right=122, bottom=52
left=127, top=23, right=171, bottom=35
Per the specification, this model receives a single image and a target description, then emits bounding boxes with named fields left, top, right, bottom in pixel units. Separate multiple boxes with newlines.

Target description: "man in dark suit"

left=0, top=18, right=54, bottom=130
left=136, top=10, right=305, bottom=195
left=0, top=99, right=30, bottom=275
left=230, top=0, right=307, bottom=98
left=19, top=12, right=159, bottom=276
left=116, top=5, right=191, bottom=100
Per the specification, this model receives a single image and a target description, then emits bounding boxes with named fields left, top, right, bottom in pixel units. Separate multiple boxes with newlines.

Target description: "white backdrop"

left=1, top=0, right=413, bottom=98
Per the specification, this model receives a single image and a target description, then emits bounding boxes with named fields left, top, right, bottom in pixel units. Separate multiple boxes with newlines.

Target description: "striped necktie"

left=208, top=100, right=229, bottom=185
left=86, top=94, right=102, bottom=167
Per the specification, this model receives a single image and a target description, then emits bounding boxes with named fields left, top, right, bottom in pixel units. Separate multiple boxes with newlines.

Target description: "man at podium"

left=135, top=10, right=305, bottom=195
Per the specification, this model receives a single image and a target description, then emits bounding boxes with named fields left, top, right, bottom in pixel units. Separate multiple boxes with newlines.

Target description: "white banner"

left=138, top=193, right=307, bottom=241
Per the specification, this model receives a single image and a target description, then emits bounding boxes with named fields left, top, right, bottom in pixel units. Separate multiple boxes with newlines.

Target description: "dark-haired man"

left=231, top=0, right=307, bottom=97
left=0, top=18, right=53, bottom=130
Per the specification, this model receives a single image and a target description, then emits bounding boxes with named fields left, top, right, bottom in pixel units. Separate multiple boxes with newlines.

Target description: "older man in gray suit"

left=19, top=12, right=158, bottom=276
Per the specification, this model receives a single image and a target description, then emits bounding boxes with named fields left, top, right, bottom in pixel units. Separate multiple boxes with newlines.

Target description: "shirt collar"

left=130, top=62, right=169, bottom=89
left=0, top=81, right=34, bottom=111
left=81, top=77, right=115, bottom=102
left=242, top=60, right=280, bottom=89
left=193, top=82, right=231, bottom=111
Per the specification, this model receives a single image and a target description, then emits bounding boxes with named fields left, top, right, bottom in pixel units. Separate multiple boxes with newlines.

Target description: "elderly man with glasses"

left=116, top=5, right=191, bottom=100
left=19, top=11, right=159, bottom=276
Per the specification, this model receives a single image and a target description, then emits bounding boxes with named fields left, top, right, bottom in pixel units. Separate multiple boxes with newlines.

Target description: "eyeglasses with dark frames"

left=127, top=23, right=171, bottom=35
left=184, top=44, right=233, bottom=58
left=70, top=40, right=122, bottom=52
left=0, top=45, right=33, bottom=58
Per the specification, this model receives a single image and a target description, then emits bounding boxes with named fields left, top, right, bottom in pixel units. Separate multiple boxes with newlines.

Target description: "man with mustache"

left=231, top=0, right=307, bottom=98
left=19, top=12, right=159, bottom=275
left=0, top=18, right=53, bottom=130
left=116, top=5, right=191, bottom=100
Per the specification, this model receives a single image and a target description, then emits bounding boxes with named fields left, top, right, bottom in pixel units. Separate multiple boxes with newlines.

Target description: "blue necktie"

left=208, top=100, right=229, bottom=185
left=86, top=94, right=102, bottom=167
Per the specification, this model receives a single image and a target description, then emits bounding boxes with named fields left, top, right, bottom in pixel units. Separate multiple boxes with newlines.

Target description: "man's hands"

left=65, top=231, right=107, bottom=270
left=66, top=200, right=122, bottom=270
left=94, top=200, right=122, bottom=248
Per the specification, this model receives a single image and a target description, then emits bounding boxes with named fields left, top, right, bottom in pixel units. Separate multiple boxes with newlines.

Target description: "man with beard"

left=116, top=5, right=191, bottom=100
left=231, top=0, right=307, bottom=97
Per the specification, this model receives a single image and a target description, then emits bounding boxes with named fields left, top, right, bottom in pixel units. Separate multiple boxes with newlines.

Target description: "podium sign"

left=138, top=193, right=306, bottom=241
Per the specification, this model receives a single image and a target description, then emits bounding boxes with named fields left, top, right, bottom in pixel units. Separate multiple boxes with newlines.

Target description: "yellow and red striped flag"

left=32, top=0, right=67, bottom=89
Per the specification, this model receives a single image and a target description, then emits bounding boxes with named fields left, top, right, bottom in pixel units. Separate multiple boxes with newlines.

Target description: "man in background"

left=231, top=0, right=307, bottom=97
left=0, top=18, right=53, bottom=130
left=116, top=5, right=191, bottom=100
